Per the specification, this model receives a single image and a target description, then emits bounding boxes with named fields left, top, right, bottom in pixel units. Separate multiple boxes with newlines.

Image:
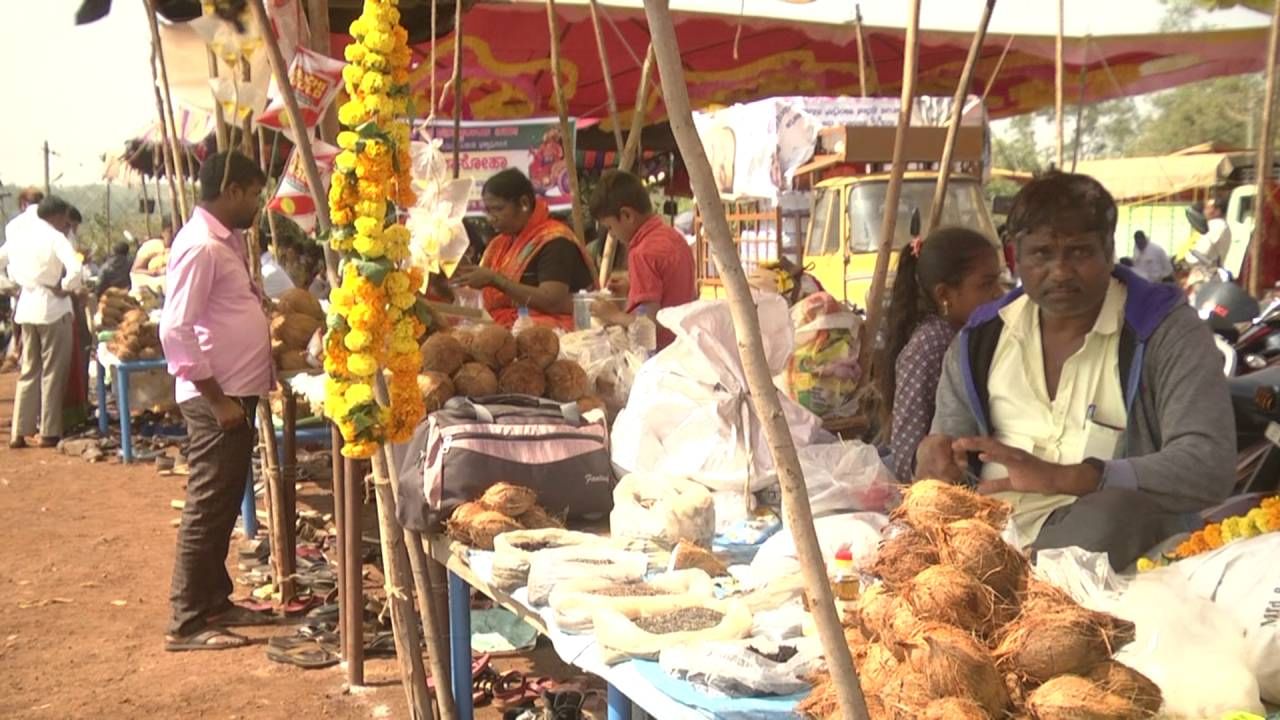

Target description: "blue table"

left=95, top=357, right=169, bottom=463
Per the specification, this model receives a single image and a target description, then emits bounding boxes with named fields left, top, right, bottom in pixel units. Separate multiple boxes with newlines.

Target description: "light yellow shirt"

left=985, top=279, right=1129, bottom=546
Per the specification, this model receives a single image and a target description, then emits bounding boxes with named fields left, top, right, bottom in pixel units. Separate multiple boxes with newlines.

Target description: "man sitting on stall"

left=586, top=170, right=696, bottom=350
left=917, top=172, right=1236, bottom=569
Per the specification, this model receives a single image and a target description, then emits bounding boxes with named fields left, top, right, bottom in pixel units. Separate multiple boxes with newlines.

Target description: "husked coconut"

left=498, top=359, right=548, bottom=396
left=272, top=312, right=323, bottom=350
left=545, top=359, right=590, bottom=402
left=277, top=287, right=325, bottom=322
left=417, top=372, right=455, bottom=413
left=422, top=333, right=468, bottom=375
left=516, top=325, right=560, bottom=369
left=453, top=362, right=498, bottom=397
left=1026, top=674, right=1155, bottom=720
left=470, top=325, right=517, bottom=368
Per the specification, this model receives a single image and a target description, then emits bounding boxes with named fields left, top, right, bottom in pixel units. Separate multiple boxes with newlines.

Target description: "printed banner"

left=412, top=118, right=575, bottom=215
left=268, top=141, right=339, bottom=233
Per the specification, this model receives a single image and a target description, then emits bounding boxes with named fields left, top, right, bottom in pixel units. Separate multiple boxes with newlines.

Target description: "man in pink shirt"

left=160, top=151, right=273, bottom=651
left=587, top=170, right=696, bottom=350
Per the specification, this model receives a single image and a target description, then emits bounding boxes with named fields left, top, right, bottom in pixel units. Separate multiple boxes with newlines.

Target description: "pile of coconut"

left=271, top=288, right=325, bottom=372
left=799, top=480, right=1161, bottom=720
left=445, top=482, right=564, bottom=550
left=418, top=325, right=602, bottom=413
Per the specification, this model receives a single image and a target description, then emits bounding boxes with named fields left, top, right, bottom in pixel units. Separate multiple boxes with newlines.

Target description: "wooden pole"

left=854, top=4, right=868, bottom=98
left=140, top=174, right=153, bottom=236
left=927, top=0, right=995, bottom=234
left=343, top=457, right=365, bottom=685
left=248, top=0, right=340, bottom=290
left=452, top=0, right=464, bottom=179
left=978, top=33, right=1016, bottom=108
left=598, top=44, right=656, bottom=287
left=144, top=0, right=193, bottom=218
left=546, top=0, right=587, bottom=243
left=588, top=0, right=625, bottom=154
left=370, top=449, right=435, bottom=720
left=256, top=403, right=298, bottom=606
left=146, top=27, right=186, bottom=227
left=860, top=0, right=921, bottom=382
left=1070, top=56, right=1088, bottom=174
left=208, top=49, right=230, bottom=152
left=640, top=2, right=870, bottom=719
left=306, top=0, right=340, bottom=143
left=1055, top=0, right=1065, bottom=169
left=1253, top=0, right=1280, bottom=297
left=330, top=426, right=348, bottom=661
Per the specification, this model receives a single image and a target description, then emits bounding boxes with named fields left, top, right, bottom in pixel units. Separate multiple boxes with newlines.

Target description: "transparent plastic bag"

left=610, top=474, right=716, bottom=550
left=785, top=293, right=862, bottom=418
left=593, top=598, right=754, bottom=665
left=525, top=545, right=648, bottom=606
left=797, top=441, right=899, bottom=515
left=658, top=637, right=823, bottom=698
left=489, top=528, right=598, bottom=592
left=549, top=569, right=715, bottom=634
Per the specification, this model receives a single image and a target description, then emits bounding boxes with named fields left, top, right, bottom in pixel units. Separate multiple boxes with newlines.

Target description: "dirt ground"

left=0, top=372, right=582, bottom=720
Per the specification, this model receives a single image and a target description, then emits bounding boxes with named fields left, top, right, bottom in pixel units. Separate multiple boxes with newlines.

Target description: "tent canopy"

left=1074, top=147, right=1252, bottom=202
left=376, top=0, right=1271, bottom=129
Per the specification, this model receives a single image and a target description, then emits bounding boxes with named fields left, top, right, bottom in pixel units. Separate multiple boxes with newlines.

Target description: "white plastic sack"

left=1167, top=532, right=1280, bottom=704
left=749, top=512, right=888, bottom=586
left=525, top=545, right=648, bottom=606
left=611, top=297, right=830, bottom=492
left=658, top=637, right=823, bottom=698
left=610, top=474, right=716, bottom=549
left=796, top=441, right=898, bottom=515
left=1033, top=547, right=1266, bottom=717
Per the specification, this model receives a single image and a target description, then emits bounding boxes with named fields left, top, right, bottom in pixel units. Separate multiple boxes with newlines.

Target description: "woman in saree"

left=451, top=169, right=596, bottom=329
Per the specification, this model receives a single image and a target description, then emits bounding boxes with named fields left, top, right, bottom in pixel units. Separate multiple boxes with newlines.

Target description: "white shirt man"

left=260, top=250, right=295, bottom=299
left=1192, top=207, right=1232, bottom=269
left=0, top=197, right=83, bottom=447
left=1132, top=232, right=1173, bottom=283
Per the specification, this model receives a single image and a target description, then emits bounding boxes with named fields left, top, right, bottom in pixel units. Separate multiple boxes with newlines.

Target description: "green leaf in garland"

left=348, top=402, right=380, bottom=434
left=356, top=257, right=394, bottom=285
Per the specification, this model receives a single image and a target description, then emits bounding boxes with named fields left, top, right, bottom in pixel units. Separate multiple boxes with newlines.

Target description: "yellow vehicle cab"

left=804, top=172, right=998, bottom=308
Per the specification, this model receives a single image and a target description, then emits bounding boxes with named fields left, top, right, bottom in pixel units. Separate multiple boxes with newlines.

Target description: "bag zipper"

left=442, top=430, right=603, bottom=453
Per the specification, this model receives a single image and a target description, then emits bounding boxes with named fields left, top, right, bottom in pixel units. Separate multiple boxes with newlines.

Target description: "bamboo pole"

left=330, top=426, right=348, bottom=660
left=256, top=403, right=298, bottom=606
left=1055, top=0, right=1065, bottom=169
left=146, top=31, right=185, bottom=228
left=1253, top=0, right=1280, bottom=297
left=640, top=2, right=869, bottom=719
left=589, top=0, right=625, bottom=154
left=452, top=0, right=464, bottom=178
left=343, top=457, right=365, bottom=685
left=307, top=0, right=340, bottom=143
left=144, top=0, right=193, bottom=218
left=978, top=33, right=1016, bottom=108
left=546, top=0, right=587, bottom=243
left=598, top=44, right=656, bottom=287
left=860, top=0, right=922, bottom=384
left=854, top=3, right=868, bottom=98
left=370, top=449, right=435, bottom=720
left=927, top=0, right=995, bottom=234
left=248, top=0, right=340, bottom=289
left=1070, top=56, right=1088, bottom=174
left=208, top=48, right=230, bottom=152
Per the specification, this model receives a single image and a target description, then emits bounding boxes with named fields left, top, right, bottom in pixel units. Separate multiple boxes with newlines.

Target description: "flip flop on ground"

left=208, top=604, right=277, bottom=627
left=164, top=627, right=250, bottom=652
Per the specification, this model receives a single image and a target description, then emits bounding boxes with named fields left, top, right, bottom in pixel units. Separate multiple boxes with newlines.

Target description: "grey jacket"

left=931, top=267, right=1236, bottom=514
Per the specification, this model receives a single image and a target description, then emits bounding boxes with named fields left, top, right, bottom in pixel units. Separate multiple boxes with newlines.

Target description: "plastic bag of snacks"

left=548, top=569, right=715, bottom=633
left=525, top=545, right=648, bottom=606
left=784, top=292, right=861, bottom=418
left=610, top=473, right=716, bottom=550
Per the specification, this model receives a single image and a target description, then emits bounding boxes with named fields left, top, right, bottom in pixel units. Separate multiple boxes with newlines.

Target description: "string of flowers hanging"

left=323, top=0, right=426, bottom=458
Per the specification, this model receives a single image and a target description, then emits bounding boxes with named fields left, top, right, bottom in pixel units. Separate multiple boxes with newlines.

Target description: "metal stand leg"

left=96, top=361, right=109, bottom=434
left=117, top=367, right=133, bottom=463
left=448, top=570, right=474, bottom=720
left=607, top=684, right=632, bottom=720
left=241, top=470, right=258, bottom=537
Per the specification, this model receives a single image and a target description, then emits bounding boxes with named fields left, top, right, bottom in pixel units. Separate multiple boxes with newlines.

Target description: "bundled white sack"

left=796, top=441, right=899, bottom=515
left=658, top=636, right=823, bottom=698
left=610, top=473, right=715, bottom=549
left=611, top=296, right=830, bottom=493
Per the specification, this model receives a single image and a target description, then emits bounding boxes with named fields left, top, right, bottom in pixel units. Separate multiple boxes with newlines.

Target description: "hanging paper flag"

left=256, top=47, right=345, bottom=134
left=268, top=141, right=339, bottom=232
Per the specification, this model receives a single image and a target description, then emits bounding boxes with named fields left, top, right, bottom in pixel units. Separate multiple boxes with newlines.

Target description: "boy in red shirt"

left=588, top=170, right=696, bottom=350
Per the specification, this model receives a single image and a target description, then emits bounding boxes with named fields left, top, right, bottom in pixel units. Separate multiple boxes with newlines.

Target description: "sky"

left=0, top=0, right=1268, bottom=192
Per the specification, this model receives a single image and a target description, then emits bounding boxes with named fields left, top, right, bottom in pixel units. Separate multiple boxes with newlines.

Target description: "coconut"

left=272, top=312, right=322, bottom=350
left=921, top=697, right=989, bottom=720
left=855, top=642, right=901, bottom=697
left=1025, top=675, right=1153, bottom=720
left=892, top=479, right=1011, bottom=530
left=1004, top=672, right=1027, bottom=713
left=277, top=287, right=325, bottom=322
left=277, top=350, right=312, bottom=371
left=469, top=325, right=517, bottom=369
left=869, top=525, right=940, bottom=587
left=545, top=359, right=590, bottom=402
left=903, top=565, right=996, bottom=635
left=417, top=372, right=455, bottom=413
left=446, top=501, right=485, bottom=544
left=796, top=674, right=839, bottom=720
left=516, top=325, right=560, bottom=369
left=855, top=582, right=896, bottom=641
left=466, top=510, right=524, bottom=550
left=498, top=359, right=548, bottom=396
left=878, top=667, right=933, bottom=719
left=1085, top=661, right=1162, bottom=716
left=515, top=505, right=563, bottom=530
left=994, top=606, right=1114, bottom=684
left=902, top=623, right=1009, bottom=717
left=480, top=482, right=539, bottom=516
left=452, top=362, right=498, bottom=397
left=576, top=395, right=607, bottom=416
left=937, top=519, right=1028, bottom=599
left=421, top=333, right=468, bottom=375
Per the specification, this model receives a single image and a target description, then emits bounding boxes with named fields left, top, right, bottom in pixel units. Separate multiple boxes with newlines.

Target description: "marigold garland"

left=1136, top=495, right=1280, bottom=572
left=323, top=0, right=425, bottom=458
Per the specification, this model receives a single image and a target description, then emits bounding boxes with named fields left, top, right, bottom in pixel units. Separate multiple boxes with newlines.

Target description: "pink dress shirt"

left=160, top=207, right=273, bottom=404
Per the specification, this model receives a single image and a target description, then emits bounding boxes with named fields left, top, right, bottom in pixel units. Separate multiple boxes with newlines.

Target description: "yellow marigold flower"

left=335, top=150, right=359, bottom=173
left=388, top=351, right=419, bottom=375
left=355, top=200, right=384, bottom=220
left=344, top=383, right=374, bottom=407
left=338, top=100, right=367, bottom=128
left=359, top=71, right=387, bottom=95
left=330, top=207, right=354, bottom=227
left=362, top=52, right=389, bottom=72
left=1136, top=558, right=1156, bottom=573
left=391, top=336, right=418, bottom=355
left=348, top=352, right=378, bottom=377
left=344, top=43, right=368, bottom=64
left=344, top=328, right=371, bottom=352
left=359, top=183, right=386, bottom=203
left=364, top=31, right=393, bottom=54
left=337, top=131, right=361, bottom=151
left=354, top=216, right=382, bottom=236
left=385, top=270, right=410, bottom=294
left=391, top=291, right=416, bottom=310
left=354, top=234, right=386, bottom=258
left=341, top=440, right=377, bottom=459
left=330, top=286, right=356, bottom=311
left=342, top=64, right=365, bottom=89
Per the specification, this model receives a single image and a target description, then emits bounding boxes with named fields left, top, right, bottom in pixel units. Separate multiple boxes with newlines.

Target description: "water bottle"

left=628, top=308, right=657, bottom=357
left=572, top=290, right=592, bottom=330
left=513, top=305, right=535, bottom=333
